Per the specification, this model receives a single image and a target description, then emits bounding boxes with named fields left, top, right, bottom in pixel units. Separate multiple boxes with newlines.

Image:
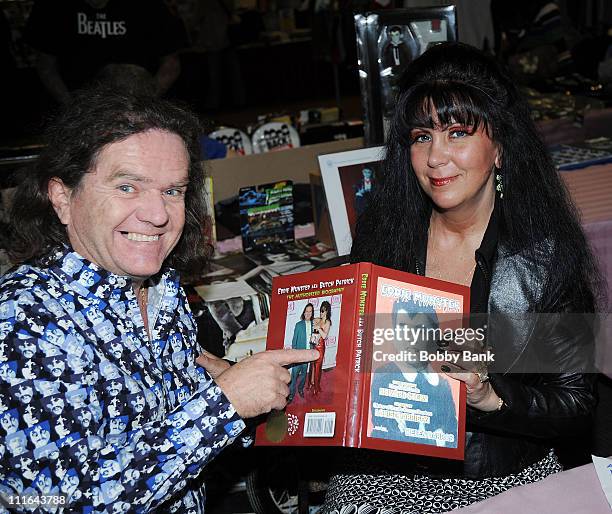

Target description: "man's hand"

left=196, top=351, right=231, bottom=379
left=215, top=349, right=319, bottom=418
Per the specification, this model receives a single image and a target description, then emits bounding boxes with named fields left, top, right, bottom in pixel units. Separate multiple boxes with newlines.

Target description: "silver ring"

left=477, top=371, right=490, bottom=383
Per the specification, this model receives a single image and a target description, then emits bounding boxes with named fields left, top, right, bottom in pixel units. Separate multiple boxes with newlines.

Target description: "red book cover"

left=255, top=262, right=469, bottom=460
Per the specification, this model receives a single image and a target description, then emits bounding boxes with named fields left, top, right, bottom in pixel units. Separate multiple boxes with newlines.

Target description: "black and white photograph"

left=354, top=7, right=457, bottom=145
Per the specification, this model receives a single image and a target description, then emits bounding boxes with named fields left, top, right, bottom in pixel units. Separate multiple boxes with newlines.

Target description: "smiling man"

left=0, top=88, right=317, bottom=512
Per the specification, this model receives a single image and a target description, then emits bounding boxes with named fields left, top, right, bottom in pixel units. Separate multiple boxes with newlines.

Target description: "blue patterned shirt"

left=0, top=247, right=246, bottom=513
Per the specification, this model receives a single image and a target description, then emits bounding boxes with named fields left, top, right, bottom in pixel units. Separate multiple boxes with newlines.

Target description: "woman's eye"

left=118, top=184, right=135, bottom=193
left=411, top=133, right=430, bottom=143
left=450, top=128, right=470, bottom=138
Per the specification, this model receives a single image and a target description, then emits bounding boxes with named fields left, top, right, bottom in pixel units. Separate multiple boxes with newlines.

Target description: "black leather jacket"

left=408, top=208, right=597, bottom=479
left=458, top=243, right=597, bottom=478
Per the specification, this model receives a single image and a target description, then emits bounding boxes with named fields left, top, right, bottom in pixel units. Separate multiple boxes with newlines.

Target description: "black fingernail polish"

left=440, top=365, right=451, bottom=372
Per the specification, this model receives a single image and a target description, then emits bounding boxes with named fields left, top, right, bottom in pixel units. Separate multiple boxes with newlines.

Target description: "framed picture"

left=309, top=172, right=334, bottom=248
left=318, top=146, right=384, bottom=256
left=354, top=6, right=457, bottom=145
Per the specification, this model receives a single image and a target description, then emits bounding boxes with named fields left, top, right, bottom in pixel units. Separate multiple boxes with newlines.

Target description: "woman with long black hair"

left=323, top=42, right=604, bottom=513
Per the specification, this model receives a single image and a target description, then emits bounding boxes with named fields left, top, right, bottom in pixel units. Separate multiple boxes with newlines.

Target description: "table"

left=538, top=108, right=612, bottom=146
left=443, top=463, right=610, bottom=513
left=561, top=164, right=612, bottom=378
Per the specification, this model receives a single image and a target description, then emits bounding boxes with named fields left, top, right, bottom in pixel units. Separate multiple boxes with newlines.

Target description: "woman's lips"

left=429, top=176, right=458, bottom=187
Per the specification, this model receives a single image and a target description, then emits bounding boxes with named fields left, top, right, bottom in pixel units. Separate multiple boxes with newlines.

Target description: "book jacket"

left=256, top=262, right=469, bottom=460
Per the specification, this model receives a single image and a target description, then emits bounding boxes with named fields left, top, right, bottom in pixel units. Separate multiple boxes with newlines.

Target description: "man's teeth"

left=126, top=233, right=159, bottom=242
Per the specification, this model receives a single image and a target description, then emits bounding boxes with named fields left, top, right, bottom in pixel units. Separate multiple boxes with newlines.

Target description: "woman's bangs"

left=401, top=83, right=493, bottom=136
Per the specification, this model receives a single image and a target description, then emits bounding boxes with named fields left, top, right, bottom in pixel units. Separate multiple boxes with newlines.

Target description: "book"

left=256, top=262, right=469, bottom=460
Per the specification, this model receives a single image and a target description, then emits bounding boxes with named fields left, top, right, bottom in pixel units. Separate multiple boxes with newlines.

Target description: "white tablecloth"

left=443, top=463, right=609, bottom=513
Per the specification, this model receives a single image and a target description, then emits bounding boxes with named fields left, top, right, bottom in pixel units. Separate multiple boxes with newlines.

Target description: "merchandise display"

left=251, top=122, right=301, bottom=153
left=189, top=238, right=336, bottom=362
left=550, top=142, right=612, bottom=170
left=209, top=127, right=254, bottom=156
left=238, top=180, right=294, bottom=252
left=524, top=89, right=578, bottom=121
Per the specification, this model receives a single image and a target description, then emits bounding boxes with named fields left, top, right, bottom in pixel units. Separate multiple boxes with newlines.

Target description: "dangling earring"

left=495, top=169, right=504, bottom=199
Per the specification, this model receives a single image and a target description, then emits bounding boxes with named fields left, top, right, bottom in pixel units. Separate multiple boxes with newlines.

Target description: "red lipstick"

left=430, top=176, right=457, bottom=187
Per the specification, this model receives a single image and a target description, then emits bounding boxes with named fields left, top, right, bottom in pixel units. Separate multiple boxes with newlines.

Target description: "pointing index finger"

left=265, top=349, right=320, bottom=366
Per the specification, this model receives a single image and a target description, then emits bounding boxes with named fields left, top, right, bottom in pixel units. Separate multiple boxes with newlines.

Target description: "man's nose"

left=136, top=191, right=169, bottom=226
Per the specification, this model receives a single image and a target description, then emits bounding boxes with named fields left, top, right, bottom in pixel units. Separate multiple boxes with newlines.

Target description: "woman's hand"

left=438, top=356, right=502, bottom=412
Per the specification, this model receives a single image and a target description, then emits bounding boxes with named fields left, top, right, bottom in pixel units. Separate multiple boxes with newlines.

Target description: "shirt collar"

left=402, top=370, right=440, bottom=385
left=45, top=245, right=179, bottom=304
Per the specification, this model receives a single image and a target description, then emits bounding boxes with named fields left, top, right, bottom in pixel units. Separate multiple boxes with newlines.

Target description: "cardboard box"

left=205, top=137, right=364, bottom=202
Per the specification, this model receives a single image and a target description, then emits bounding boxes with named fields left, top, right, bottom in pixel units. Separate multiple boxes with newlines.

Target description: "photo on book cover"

left=282, top=295, right=342, bottom=406
left=365, top=276, right=464, bottom=450
left=318, top=146, right=384, bottom=256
